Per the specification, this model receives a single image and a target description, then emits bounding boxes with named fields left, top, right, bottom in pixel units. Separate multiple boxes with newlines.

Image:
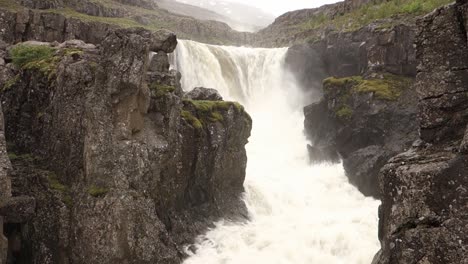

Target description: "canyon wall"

left=0, top=26, right=251, bottom=263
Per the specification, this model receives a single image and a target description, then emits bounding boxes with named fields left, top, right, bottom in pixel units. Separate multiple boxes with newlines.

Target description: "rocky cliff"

left=304, top=74, right=419, bottom=198
left=296, top=11, right=420, bottom=198
left=373, top=0, right=468, bottom=262
left=0, top=26, right=252, bottom=263
left=0, top=0, right=253, bottom=46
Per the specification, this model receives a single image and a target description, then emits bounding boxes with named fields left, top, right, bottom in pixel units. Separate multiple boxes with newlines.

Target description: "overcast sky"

left=222, top=0, right=341, bottom=15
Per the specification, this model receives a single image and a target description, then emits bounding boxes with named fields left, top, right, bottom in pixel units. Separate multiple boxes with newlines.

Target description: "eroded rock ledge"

left=0, top=27, right=251, bottom=263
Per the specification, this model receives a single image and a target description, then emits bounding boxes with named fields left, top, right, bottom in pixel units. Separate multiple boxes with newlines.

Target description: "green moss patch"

left=181, top=110, right=203, bottom=130
left=336, top=105, right=353, bottom=119
left=354, top=74, right=413, bottom=101
left=2, top=75, right=20, bottom=91
left=181, top=100, right=246, bottom=130
left=48, top=172, right=68, bottom=193
left=88, top=185, right=109, bottom=197
left=150, top=83, right=175, bottom=97
left=0, top=0, right=24, bottom=11
left=323, top=73, right=413, bottom=120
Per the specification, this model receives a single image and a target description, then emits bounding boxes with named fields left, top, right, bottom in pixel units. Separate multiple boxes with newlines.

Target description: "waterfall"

left=173, top=40, right=380, bottom=264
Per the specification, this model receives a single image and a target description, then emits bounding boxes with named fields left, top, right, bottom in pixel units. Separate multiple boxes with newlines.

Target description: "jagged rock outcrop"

left=373, top=1, right=468, bottom=263
left=0, top=27, right=251, bottom=263
left=304, top=74, right=419, bottom=198
left=184, top=87, right=223, bottom=101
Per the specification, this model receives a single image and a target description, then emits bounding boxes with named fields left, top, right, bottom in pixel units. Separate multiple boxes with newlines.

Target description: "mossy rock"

left=354, top=74, right=413, bottom=101
left=181, top=100, right=247, bottom=130
left=149, top=83, right=175, bottom=98
left=88, top=185, right=109, bottom=198
left=2, top=75, right=20, bottom=91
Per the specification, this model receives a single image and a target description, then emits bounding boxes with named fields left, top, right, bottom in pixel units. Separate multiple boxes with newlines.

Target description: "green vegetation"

left=336, top=105, right=353, bottom=119
left=9, top=45, right=86, bottom=82
left=88, top=185, right=109, bottom=197
left=323, top=76, right=363, bottom=88
left=2, top=75, right=20, bottom=91
left=181, top=100, right=246, bottom=130
left=11, top=44, right=55, bottom=68
left=181, top=110, right=203, bottom=130
left=47, top=8, right=144, bottom=28
left=10, top=44, right=59, bottom=79
left=354, top=74, right=413, bottom=100
left=298, top=0, right=453, bottom=33
left=150, top=83, right=175, bottom=98
left=48, top=172, right=68, bottom=193
left=48, top=173, right=73, bottom=206
left=324, top=74, right=413, bottom=101
left=0, top=0, right=24, bottom=11
left=323, top=73, right=413, bottom=120
left=7, top=152, right=38, bottom=162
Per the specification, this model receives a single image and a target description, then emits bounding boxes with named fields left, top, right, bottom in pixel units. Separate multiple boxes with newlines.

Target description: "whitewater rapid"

left=172, top=40, right=380, bottom=264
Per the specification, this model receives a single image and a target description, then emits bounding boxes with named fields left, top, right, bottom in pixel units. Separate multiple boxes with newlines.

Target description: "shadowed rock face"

left=373, top=1, right=468, bottom=263
left=304, top=75, right=419, bottom=198
left=0, top=27, right=251, bottom=263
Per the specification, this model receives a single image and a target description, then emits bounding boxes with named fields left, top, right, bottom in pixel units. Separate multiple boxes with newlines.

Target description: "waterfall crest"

left=173, top=39, right=380, bottom=264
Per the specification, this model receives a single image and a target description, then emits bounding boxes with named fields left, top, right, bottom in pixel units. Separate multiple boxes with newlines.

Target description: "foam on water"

left=172, top=40, right=380, bottom=264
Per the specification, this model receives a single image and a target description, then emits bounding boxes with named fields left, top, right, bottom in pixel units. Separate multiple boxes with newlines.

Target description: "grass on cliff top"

left=10, top=45, right=85, bottom=80
left=10, top=44, right=59, bottom=79
left=46, top=8, right=145, bottom=28
left=298, top=0, right=453, bottom=33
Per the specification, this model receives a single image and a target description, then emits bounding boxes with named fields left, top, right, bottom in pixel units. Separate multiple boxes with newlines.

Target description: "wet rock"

left=185, top=87, right=223, bottom=101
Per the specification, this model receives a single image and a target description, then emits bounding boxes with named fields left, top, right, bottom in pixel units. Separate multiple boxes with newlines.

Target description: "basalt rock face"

left=296, top=3, right=419, bottom=199
left=0, top=28, right=251, bottom=264
left=373, top=1, right=468, bottom=263
left=285, top=24, right=417, bottom=95
left=304, top=75, right=419, bottom=198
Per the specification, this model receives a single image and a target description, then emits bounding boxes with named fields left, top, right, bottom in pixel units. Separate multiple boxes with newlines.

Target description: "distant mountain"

left=156, top=0, right=275, bottom=32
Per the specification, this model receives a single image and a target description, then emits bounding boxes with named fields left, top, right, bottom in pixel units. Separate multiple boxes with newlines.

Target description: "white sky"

left=222, top=0, right=341, bottom=15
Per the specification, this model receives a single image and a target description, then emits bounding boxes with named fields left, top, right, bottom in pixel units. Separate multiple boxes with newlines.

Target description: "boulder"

left=184, top=87, right=223, bottom=101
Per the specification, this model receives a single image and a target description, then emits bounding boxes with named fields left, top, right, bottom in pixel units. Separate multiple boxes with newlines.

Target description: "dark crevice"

left=421, top=89, right=468, bottom=100
left=391, top=216, right=443, bottom=236
left=455, top=2, right=468, bottom=44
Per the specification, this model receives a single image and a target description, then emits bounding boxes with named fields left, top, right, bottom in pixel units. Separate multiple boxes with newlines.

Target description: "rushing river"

left=172, top=40, right=380, bottom=264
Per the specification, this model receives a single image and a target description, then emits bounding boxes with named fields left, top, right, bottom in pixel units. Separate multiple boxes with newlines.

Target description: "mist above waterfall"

left=173, top=40, right=380, bottom=264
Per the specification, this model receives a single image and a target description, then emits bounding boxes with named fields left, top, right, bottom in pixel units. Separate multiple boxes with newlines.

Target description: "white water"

left=173, top=40, right=380, bottom=264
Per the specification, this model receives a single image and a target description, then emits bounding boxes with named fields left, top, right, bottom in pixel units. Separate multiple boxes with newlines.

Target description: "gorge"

left=0, top=0, right=467, bottom=263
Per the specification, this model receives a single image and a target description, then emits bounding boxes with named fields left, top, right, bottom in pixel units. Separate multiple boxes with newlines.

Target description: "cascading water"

left=173, top=40, right=380, bottom=264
